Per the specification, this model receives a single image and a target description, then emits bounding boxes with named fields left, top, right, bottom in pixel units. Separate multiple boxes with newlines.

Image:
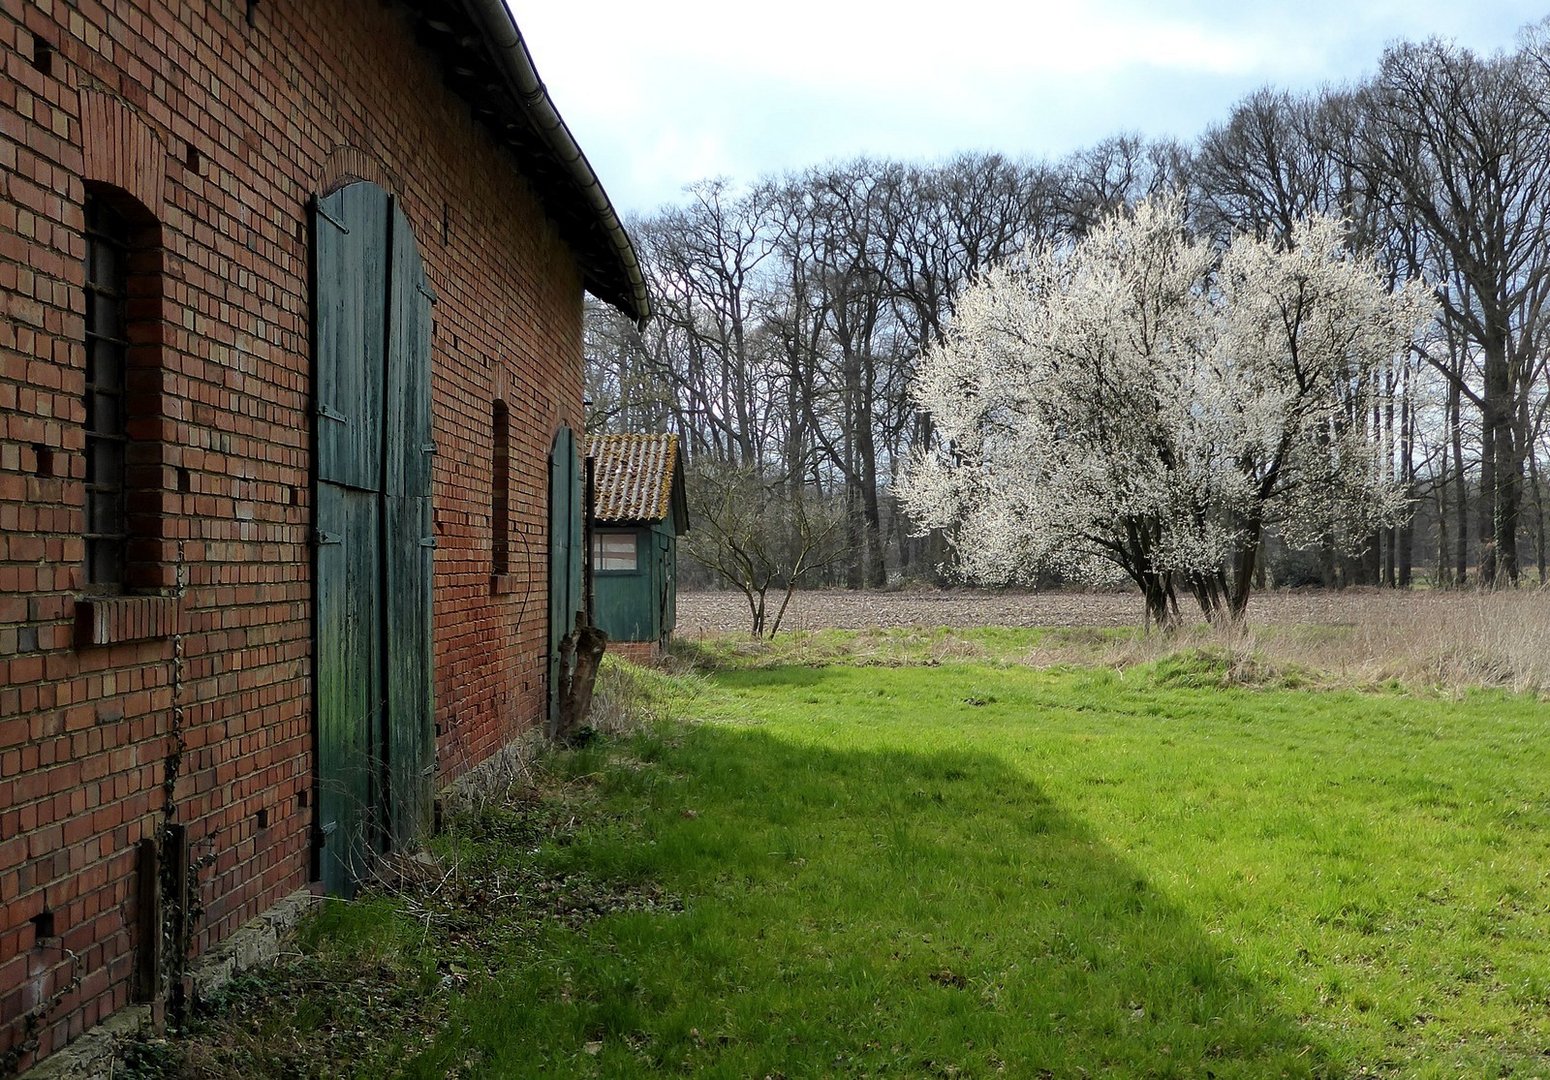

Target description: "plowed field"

left=676, top=587, right=1448, bottom=634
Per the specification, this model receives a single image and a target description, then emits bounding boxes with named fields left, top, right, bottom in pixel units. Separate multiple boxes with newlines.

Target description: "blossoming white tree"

left=898, top=196, right=1435, bottom=626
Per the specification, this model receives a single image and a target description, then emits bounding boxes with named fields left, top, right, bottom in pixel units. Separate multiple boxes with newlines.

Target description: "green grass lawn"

left=157, top=644, right=1550, bottom=1078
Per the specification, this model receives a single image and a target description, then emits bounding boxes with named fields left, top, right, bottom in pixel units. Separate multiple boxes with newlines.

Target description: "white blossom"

left=898, top=196, right=1435, bottom=624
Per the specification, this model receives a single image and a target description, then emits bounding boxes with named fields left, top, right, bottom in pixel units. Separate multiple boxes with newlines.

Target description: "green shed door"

left=313, top=182, right=435, bottom=895
left=661, top=531, right=677, bottom=638
left=547, top=427, right=582, bottom=732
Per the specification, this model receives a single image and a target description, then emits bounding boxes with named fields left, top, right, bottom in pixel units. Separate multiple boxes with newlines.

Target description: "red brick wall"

left=0, top=0, right=586, bottom=1066
left=608, top=640, right=664, bottom=666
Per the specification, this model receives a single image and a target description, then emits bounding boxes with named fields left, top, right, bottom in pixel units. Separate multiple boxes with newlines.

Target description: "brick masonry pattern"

left=0, top=0, right=585, bottom=1065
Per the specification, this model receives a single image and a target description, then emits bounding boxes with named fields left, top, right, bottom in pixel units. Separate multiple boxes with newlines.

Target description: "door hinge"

left=315, top=530, right=342, bottom=546
left=419, top=537, right=437, bottom=549
left=317, top=403, right=349, bottom=424
left=316, top=203, right=349, bottom=233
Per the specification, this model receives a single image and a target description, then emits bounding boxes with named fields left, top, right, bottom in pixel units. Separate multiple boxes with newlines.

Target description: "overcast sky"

left=505, top=1, right=1546, bottom=218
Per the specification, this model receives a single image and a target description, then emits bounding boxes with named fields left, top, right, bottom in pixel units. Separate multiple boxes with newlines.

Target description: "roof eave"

left=442, top=0, right=651, bottom=325
left=594, top=517, right=663, bottom=528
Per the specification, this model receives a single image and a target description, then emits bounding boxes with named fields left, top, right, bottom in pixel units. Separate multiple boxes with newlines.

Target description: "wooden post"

left=134, top=838, right=162, bottom=1001
left=556, top=619, right=608, bottom=743
left=166, top=823, right=189, bottom=968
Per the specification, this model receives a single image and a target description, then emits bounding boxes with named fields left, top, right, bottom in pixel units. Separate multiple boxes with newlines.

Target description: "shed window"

left=593, top=533, right=637, bottom=572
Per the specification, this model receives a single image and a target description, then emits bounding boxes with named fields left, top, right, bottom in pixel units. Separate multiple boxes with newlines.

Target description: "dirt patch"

left=677, top=587, right=1457, bottom=635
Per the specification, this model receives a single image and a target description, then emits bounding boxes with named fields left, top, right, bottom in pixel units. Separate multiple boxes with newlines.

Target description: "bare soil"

left=676, top=586, right=1459, bottom=634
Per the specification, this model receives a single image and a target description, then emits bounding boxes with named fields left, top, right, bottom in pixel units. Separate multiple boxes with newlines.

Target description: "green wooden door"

left=547, top=427, right=582, bottom=732
left=382, top=206, right=436, bottom=849
left=661, top=530, right=677, bottom=640
left=313, top=182, right=435, bottom=895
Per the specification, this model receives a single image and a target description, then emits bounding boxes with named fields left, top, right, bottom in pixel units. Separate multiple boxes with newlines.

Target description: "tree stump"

left=556, top=619, right=608, bottom=744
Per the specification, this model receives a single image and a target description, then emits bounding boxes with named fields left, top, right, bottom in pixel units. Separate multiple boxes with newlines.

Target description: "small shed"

left=588, top=434, right=689, bottom=658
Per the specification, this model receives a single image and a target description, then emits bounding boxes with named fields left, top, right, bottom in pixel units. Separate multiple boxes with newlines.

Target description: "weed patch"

left=118, top=645, right=1550, bottom=1077
left=115, top=763, right=680, bottom=1079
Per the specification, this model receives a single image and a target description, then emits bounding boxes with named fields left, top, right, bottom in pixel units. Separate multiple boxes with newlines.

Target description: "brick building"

left=0, top=0, right=649, bottom=1069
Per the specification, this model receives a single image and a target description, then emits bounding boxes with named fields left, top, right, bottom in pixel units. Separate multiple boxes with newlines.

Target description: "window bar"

left=83, top=199, right=131, bottom=589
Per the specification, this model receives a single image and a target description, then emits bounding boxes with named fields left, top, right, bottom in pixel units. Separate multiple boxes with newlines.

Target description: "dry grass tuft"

left=1268, top=588, right=1550, bottom=695
left=1016, top=589, right=1550, bottom=695
left=437, top=734, right=543, bottom=818
left=588, top=656, right=697, bottom=733
left=680, top=587, right=1550, bottom=696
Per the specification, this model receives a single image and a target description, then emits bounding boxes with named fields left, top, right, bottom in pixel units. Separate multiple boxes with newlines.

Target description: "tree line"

left=586, top=26, right=1550, bottom=593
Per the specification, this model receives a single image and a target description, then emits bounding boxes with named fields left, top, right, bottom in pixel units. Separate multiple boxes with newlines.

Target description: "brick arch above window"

left=314, top=147, right=440, bottom=270
left=77, top=89, right=166, bottom=218
left=316, top=144, right=402, bottom=204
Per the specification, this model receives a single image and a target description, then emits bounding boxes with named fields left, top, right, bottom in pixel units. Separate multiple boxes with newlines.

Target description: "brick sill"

left=75, top=595, right=182, bottom=647
left=490, top=574, right=519, bottom=596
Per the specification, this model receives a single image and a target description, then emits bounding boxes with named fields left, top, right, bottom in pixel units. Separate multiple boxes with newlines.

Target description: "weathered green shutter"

left=548, top=427, right=581, bottom=730
left=313, top=185, right=389, bottom=895
left=313, top=183, right=435, bottom=895
left=660, top=531, right=676, bottom=641
left=313, top=484, right=381, bottom=895
left=383, top=203, right=435, bottom=847
left=315, top=185, right=389, bottom=491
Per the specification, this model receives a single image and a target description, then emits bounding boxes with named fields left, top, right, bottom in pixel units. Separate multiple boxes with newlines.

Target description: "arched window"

left=491, top=400, right=511, bottom=576
left=82, top=186, right=162, bottom=593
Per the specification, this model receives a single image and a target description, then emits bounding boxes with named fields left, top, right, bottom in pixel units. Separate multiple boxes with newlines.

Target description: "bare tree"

left=1353, top=39, right=1550, bottom=585
left=1057, top=133, right=1193, bottom=236
left=684, top=459, right=846, bottom=637
left=586, top=26, right=1550, bottom=595
left=634, top=180, right=785, bottom=465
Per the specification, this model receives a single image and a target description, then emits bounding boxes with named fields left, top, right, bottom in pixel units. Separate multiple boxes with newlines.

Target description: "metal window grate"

left=83, top=197, right=131, bottom=589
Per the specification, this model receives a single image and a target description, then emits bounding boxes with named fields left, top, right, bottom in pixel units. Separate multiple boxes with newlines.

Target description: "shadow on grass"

left=411, top=722, right=1335, bottom=1079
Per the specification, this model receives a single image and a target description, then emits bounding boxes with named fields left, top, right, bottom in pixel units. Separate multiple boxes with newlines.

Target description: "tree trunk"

left=844, top=485, right=865, bottom=590
left=1141, top=573, right=1178, bottom=630
left=848, top=354, right=887, bottom=588
left=555, top=622, right=608, bottom=744
left=1435, top=471, right=1450, bottom=588
left=1360, top=530, right=1381, bottom=586
left=1479, top=388, right=1499, bottom=585
left=744, top=584, right=768, bottom=638
left=1226, top=523, right=1263, bottom=621
left=861, top=484, right=887, bottom=588
left=1188, top=568, right=1232, bottom=625
left=1451, top=381, right=1468, bottom=585
left=1530, top=451, right=1547, bottom=585
left=1398, top=389, right=1414, bottom=588
left=1381, top=390, right=1396, bottom=588
left=1489, top=389, right=1521, bottom=586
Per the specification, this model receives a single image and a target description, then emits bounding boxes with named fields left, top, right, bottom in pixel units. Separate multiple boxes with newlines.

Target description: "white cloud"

left=506, top=0, right=1547, bottom=214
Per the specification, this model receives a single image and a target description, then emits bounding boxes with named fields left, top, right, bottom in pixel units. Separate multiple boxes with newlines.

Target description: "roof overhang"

left=587, top=432, right=688, bottom=533
left=404, top=0, right=651, bottom=325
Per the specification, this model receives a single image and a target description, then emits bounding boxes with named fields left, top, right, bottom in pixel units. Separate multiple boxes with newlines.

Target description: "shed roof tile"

left=588, top=433, right=679, bottom=523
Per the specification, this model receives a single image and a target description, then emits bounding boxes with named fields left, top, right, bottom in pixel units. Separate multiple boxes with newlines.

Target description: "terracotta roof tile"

left=587, top=433, right=679, bottom=523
